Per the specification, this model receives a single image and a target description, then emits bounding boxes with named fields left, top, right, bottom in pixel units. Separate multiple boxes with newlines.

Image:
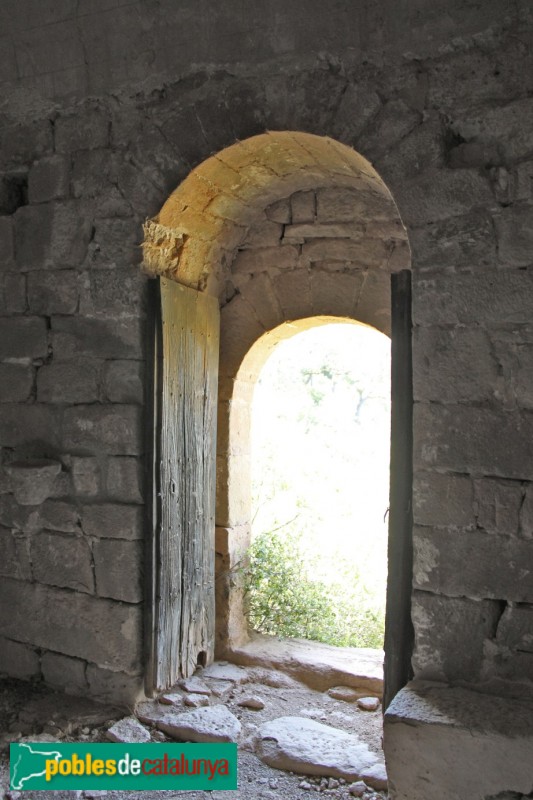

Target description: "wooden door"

left=146, top=277, right=220, bottom=692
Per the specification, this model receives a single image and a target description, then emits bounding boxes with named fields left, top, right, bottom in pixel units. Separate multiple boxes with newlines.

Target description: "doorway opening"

left=143, top=131, right=412, bottom=708
left=247, top=320, right=390, bottom=651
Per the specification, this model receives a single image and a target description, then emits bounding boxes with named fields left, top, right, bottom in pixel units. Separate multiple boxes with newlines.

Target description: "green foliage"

left=241, top=530, right=385, bottom=649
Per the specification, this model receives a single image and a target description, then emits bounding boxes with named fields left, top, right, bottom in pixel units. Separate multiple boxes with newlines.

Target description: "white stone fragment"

left=183, top=692, right=210, bottom=708
left=157, top=704, right=242, bottom=743
left=237, top=695, right=265, bottom=710
left=179, top=676, right=211, bottom=695
left=106, top=716, right=150, bottom=743
left=360, top=762, right=388, bottom=790
left=328, top=686, right=361, bottom=702
left=202, top=662, right=248, bottom=683
left=357, top=697, right=380, bottom=712
left=256, top=716, right=377, bottom=779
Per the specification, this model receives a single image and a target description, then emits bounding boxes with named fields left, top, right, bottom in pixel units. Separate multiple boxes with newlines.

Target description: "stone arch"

left=142, top=130, right=410, bottom=656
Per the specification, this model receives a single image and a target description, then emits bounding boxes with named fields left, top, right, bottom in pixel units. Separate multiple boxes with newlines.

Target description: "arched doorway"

left=142, top=131, right=412, bottom=707
left=247, top=319, right=391, bottom=649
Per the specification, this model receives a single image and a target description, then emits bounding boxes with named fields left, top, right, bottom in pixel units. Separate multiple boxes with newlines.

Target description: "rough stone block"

left=413, top=326, right=499, bottom=403
left=0, top=578, right=142, bottom=672
left=474, top=479, right=523, bottom=537
left=515, top=159, right=533, bottom=201
left=413, top=527, right=533, bottom=603
left=353, top=268, right=391, bottom=334
left=94, top=538, right=143, bottom=603
left=104, top=360, right=143, bottom=404
left=51, top=315, right=143, bottom=360
left=0, top=403, right=60, bottom=448
left=232, top=245, right=299, bottom=274
left=309, top=269, right=363, bottom=317
left=377, top=118, right=444, bottom=185
left=37, top=361, right=100, bottom=404
left=0, top=363, right=33, bottom=402
left=62, top=404, right=142, bottom=455
left=496, top=605, right=533, bottom=655
left=0, top=496, right=41, bottom=534
left=265, top=198, right=291, bottom=224
left=3, top=272, right=27, bottom=313
left=384, top=682, right=533, bottom=800
left=86, top=664, right=145, bottom=706
left=0, top=637, right=40, bottom=680
left=396, top=169, right=493, bottom=227
left=40, top=500, right=80, bottom=533
left=413, top=268, right=533, bottom=326
left=302, top=237, right=388, bottom=267
left=413, top=471, right=474, bottom=530
left=238, top=272, right=284, bottom=330
left=283, top=221, right=366, bottom=243
left=0, top=316, right=47, bottom=359
left=494, top=205, right=533, bottom=268
left=55, top=110, right=110, bottom=153
left=28, top=155, right=70, bottom=204
left=452, top=96, right=533, bottom=163
left=15, top=202, right=92, bottom=270
left=91, top=217, right=141, bottom=268
left=0, top=216, right=14, bottom=268
left=32, top=531, right=94, bottom=594
left=0, top=120, right=53, bottom=167
left=81, top=503, right=143, bottom=539
left=0, top=526, right=32, bottom=580
left=27, top=269, right=79, bottom=315
left=219, top=295, right=265, bottom=377
left=71, top=456, right=101, bottom=497
left=272, top=269, right=312, bottom=321
left=332, top=83, right=381, bottom=143
left=497, top=340, right=533, bottom=411
left=411, top=591, right=501, bottom=682
left=80, top=268, right=147, bottom=318
left=71, top=148, right=116, bottom=199
left=290, top=190, right=315, bottom=223
left=106, top=457, right=143, bottom=503
left=41, top=651, right=88, bottom=694
left=242, top=220, right=283, bottom=248
left=414, top=403, right=533, bottom=480
left=409, top=210, right=496, bottom=272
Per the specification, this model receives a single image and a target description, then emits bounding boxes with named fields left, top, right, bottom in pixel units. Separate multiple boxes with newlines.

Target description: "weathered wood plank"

left=383, top=270, right=414, bottom=711
left=154, top=278, right=219, bottom=690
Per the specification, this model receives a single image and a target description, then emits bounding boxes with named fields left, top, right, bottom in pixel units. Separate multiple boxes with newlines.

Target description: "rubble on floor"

left=1, top=661, right=387, bottom=800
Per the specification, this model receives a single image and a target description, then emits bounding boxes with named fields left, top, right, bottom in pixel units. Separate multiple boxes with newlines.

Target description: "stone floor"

left=1, top=644, right=388, bottom=800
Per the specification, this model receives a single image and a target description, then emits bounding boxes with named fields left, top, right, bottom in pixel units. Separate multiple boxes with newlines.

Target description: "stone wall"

left=0, top=0, right=532, bottom=709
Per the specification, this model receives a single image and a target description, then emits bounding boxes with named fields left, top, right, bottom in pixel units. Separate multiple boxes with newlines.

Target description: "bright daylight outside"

left=245, top=322, right=391, bottom=651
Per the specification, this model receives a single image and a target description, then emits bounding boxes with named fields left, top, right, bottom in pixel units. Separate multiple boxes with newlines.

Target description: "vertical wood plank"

left=153, top=278, right=220, bottom=690
left=383, top=269, right=414, bottom=711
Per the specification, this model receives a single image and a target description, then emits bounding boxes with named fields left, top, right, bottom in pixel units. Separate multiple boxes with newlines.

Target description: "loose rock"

left=237, top=695, right=265, bottom=710
left=357, top=697, right=380, bottom=712
left=256, top=716, right=377, bottom=780
left=136, top=699, right=170, bottom=726
left=157, top=704, right=241, bottom=743
left=179, top=676, right=211, bottom=695
left=106, top=716, right=150, bottom=743
left=360, top=762, right=387, bottom=790
left=158, top=692, right=182, bottom=706
left=348, top=780, right=367, bottom=796
left=328, top=686, right=361, bottom=703
left=183, top=692, right=210, bottom=708
left=202, top=662, right=248, bottom=683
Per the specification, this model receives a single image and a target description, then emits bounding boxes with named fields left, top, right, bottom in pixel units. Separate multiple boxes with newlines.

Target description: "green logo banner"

left=10, top=742, right=238, bottom=791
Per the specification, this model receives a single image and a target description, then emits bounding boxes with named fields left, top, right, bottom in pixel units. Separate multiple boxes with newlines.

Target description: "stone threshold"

left=384, top=680, right=533, bottom=800
left=224, top=632, right=384, bottom=696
